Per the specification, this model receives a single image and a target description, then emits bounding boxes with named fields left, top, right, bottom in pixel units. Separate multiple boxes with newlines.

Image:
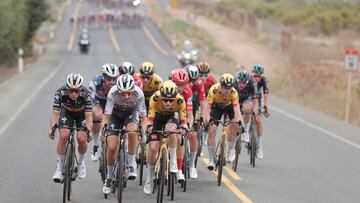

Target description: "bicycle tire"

left=100, top=142, right=107, bottom=184
left=62, top=143, right=71, bottom=203
left=217, top=136, right=225, bottom=186
left=250, top=123, right=256, bottom=168
left=182, top=138, right=189, bottom=192
left=67, top=143, right=75, bottom=201
left=170, top=173, right=175, bottom=200
left=139, top=143, right=145, bottom=186
left=157, top=147, right=166, bottom=203
left=232, top=137, right=242, bottom=172
left=195, top=130, right=202, bottom=168
left=117, top=148, right=125, bottom=203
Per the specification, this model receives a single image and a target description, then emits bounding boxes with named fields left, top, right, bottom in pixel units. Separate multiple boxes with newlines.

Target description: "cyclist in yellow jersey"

left=144, top=81, right=189, bottom=195
left=206, top=73, right=243, bottom=170
left=137, top=62, right=163, bottom=109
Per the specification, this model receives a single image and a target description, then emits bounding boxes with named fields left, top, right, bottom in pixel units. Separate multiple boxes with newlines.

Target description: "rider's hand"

left=146, top=125, right=153, bottom=134
left=264, top=108, right=270, bottom=117
left=48, top=130, right=55, bottom=140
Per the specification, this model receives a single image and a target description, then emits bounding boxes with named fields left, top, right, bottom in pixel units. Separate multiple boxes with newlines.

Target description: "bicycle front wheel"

left=217, top=137, right=225, bottom=186
left=100, top=142, right=107, bottom=184
left=62, top=143, right=72, bottom=203
left=117, top=148, right=125, bottom=203
left=157, top=147, right=166, bottom=203
left=232, top=136, right=242, bottom=172
left=250, top=123, right=256, bottom=168
left=139, top=143, right=145, bottom=186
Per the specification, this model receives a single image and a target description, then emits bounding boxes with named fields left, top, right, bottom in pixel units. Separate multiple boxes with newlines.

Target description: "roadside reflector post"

left=344, top=48, right=359, bottom=122
left=18, top=48, right=24, bottom=74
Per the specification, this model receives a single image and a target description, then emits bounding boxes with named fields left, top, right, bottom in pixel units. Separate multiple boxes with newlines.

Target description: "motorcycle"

left=79, top=39, right=90, bottom=54
left=177, top=49, right=198, bottom=67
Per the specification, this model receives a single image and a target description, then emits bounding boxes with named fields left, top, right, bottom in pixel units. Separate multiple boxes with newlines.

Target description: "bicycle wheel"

left=217, top=136, right=225, bottom=186
left=195, top=130, right=202, bottom=168
left=232, top=137, right=242, bottom=172
left=157, top=147, right=166, bottom=203
left=250, top=123, right=256, bottom=168
left=181, top=138, right=189, bottom=192
left=100, top=141, right=107, bottom=184
left=62, top=143, right=71, bottom=203
left=117, top=147, right=125, bottom=203
left=139, top=142, right=145, bottom=186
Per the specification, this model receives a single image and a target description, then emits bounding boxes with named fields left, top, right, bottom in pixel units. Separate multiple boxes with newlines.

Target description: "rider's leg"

left=56, top=128, right=70, bottom=170
left=207, top=124, right=217, bottom=161
left=106, top=135, right=118, bottom=179
left=126, top=122, right=139, bottom=168
left=166, top=122, right=178, bottom=173
left=176, top=134, right=184, bottom=172
left=76, top=131, right=88, bottom=163
left=146, top=141, right=160, bottom=181
left=189, top=130, right=198, bottom=168
left=91, top=106, right=103, bottom=152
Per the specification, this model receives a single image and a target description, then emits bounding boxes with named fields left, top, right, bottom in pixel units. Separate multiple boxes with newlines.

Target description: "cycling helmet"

left=252, top=64, right=264, bottom=75
left=116, top=74, right=135, bottom=92
left=219, top=73, right=234, bottom=87
left=160, top=81, right=178, bottom=99
left=140, top=62, right=155, bottom=76
left=184, top=65, right=199, bottom=81
left=102, top=63, right=119, bottom=78
left=237, top=70, right=250, bottom=81
left=197, top=62, right=210, bottom=74
left=119, top=61, right=135, bottom=75
left=172, top=69, right=189, bottom=85
left=66, top=73, right=84, bottom=89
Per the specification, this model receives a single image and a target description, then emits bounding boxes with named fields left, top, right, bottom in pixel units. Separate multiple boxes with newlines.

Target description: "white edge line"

left=0, top=57, right=65, bottom=136
left=270, top=105, right=360, bottom=150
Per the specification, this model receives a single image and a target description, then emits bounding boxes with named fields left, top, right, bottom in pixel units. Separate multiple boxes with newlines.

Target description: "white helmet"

left=184, top=64, right=199, bottom=81
left=116, top=74, right=135, bottom=92
left=66, top=73, right=84, bottom=89
left=102, top=63, right=119, bottom=78
left=119, top=61, right=135, bottom=75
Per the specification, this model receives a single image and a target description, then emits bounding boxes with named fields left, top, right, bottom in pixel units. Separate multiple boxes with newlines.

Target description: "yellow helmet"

left=140, top=62, right=155, bottom=76
left=197, top=62, right=210, bottom=74
left=160, top=81, right=178, bottom=99
left=219, top=73, right=234, bottom=87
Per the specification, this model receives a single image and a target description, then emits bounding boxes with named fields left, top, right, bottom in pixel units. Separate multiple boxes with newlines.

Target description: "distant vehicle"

left=78, top=29, right=90, bottom=54
left=177, top=40, right=198, bottom=66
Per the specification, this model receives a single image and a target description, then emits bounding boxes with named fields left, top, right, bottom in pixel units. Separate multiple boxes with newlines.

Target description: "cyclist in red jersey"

left=184, top=65, right=210, bottom=179
left=119, top=61, right=143, bottom=90
left=171, top=69, right=193, bottom=183
left=197, top=62, right=217, bottom=95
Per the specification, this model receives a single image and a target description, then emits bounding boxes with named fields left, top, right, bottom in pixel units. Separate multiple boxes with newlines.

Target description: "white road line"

left=271, top=105, right=360, bottom=150
left=0, top=57, right=65, bottom=137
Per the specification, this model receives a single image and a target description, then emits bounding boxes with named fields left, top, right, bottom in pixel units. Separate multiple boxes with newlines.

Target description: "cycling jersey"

left=138, top=73, right=163, bottom=100
left=89, top=75, right=110, bottom=109
left=257, top=76, right=269, bottom=95
left=148, top=91, right=187, bottom=125
left=104, top=85, right=147, bottom=117
left=180, top=85, right=193, bottom=112
left=207, top=83, right=239, bottom=107
left=53, top=86, right=92, bottom=112
left=133, top=74, right=143, bottom=90
left=203, top=74, right=217, bottom=95
left=191, top=79, right=206, bottom=101
left=233, top=77, right=258, bottom=104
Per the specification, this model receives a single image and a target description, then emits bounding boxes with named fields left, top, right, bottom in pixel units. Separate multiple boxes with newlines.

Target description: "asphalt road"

left=0, top=1, right=360, bottom=203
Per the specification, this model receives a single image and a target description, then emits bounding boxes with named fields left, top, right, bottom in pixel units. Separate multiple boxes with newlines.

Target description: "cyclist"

left=207, top=73, right=243, bottom=169
left=144, top=81, right=188, bottom=195
left=197, top=62, right=217, bottom=95
left=89, top=63, right=119, bottom=161
left=251, top=64, right=270, bottom=159
left=184, top=65, right=209, bottom=179
left=101, top=74, right=147, bottom=194
left=49, top=73, right=93, bottom=182
left=233, top=70, right=259, bottom=143
left=136, top=62, right=163, bottom=110
left=118, top=61, right=143, bottom=90
left=171, top=69, right=193, bottom=182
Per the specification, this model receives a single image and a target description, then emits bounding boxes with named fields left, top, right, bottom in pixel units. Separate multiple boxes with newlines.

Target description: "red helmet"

left=171, top=69, right=189, bottom=85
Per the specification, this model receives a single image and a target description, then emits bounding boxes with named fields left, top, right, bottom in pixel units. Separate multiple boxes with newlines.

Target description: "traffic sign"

left=345, top=48, right=358, bottom=70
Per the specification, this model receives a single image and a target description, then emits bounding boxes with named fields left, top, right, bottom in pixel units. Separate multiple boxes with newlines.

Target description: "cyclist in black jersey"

left=234, top=70, right=259, bottom=143
left=48, top=73, right=93, bottom=183
left=251, top=64, right=270, bottom=159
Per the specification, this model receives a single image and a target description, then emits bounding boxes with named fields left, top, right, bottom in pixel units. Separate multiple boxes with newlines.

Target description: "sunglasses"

left=162, top=98, right=174, bottom=103
left=104, top=76, right=117, bottom=82
left=253, top=74, right=262, bottom=79
left=68, top=88, right=80, bottom=94
left=120, top=91, right=133, bottom=97
left=141, top=76, right=151, bottom=80
left=199, top=74, right=208, bottom=77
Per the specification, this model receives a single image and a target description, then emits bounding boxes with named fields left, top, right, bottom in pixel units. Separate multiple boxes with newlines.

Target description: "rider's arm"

left=137, top=88, right=148, bottom=133
left=50, top=110, right=60, bottom=128
left=50, top=90, right=62, bottom=127
left=262, top=77, right=270, bottom=112
left=231, top=89, right=242, bottom=122
left=177, top=97, right=188, bottom=128
left=252, top=82, right=260, bottom=115
left=147, top=94, right=157, bottom=126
